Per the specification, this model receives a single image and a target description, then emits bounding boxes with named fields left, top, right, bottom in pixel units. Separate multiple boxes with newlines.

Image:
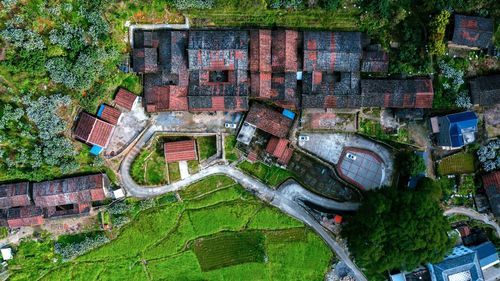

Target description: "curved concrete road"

left=279, top=180, right=360, bottom=211
left=118, top=130, right=367, bottom=281
left=444, top=207, right=500, bottom=237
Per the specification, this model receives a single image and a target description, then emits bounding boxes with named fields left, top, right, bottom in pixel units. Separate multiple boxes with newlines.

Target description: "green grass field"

left=238, top=161, right=295, bottom=187
left=11, top=176, right=332, bottom=281
left=130, top=148, right=168, bottom=185
left=437, top=152, right=475, bottom=176
left=197, top=136, right=217, bottom=160
left=193, top=231, right=265, bottom=271
left=224, top=135, right=239, bottom=162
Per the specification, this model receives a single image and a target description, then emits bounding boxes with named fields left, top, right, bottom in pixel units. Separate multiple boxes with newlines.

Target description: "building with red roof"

left=482, top=171, right=500, bottom=218
left=361, top=78, right=434, bottom=108
left=265, top=137, right=294, bottom=165
left=74, top=112, right=115, bottom=148
left=0, top=182, right=31, bottom=209
left=164, top=140, right=198, bottom=163
left=114, top=88, right=139, bottom=111
left=2, top=206, right=44, bottom=228
left=32, top=174, right=108, bottom=218
left=98, top=104, right=122, bottom=125
left=249, top=30, right=300, bottom=109
left=244, top=103, right=293, bottom=139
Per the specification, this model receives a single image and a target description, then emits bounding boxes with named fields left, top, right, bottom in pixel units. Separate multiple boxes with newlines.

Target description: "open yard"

left=197, top=135, right=217, bottom=160
left=9, top=176, right=333, bottom=281
left=437, top=152, right=476, bottom=176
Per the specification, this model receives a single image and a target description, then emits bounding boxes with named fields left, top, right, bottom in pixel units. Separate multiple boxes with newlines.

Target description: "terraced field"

left=17, top=176, right=333, bottom=281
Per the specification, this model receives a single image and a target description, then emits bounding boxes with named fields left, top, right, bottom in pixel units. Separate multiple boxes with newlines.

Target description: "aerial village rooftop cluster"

left=0, top=12, right=498, bottom=280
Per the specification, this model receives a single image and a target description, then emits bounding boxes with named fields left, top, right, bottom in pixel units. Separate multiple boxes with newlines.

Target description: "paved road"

left=444, top=207, right=500, bottom=237
left=279, top=180, right=360, bottom=211
left=118, top=131, right=367, bottom=281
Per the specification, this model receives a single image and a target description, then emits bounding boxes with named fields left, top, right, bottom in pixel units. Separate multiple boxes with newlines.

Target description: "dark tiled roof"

left=361, top=50, right=389, bottom=72
left=5, top=206, right=44, bottom=228
left=164, top=140, right=197, bottom=163
left=114, top=88, right=138, bottom=110
left=303, top=31, right=362, bottom=72
left=0, top=182, right=31, bottom=209
left=452, top=15, right=494, bottom=48
left=99, top=105, right=121, bottom=125
left=301, top=71, right=361, bottom=108
left=74, top=112, right=115, bottom=148
left=470, top=74, right=500, bottom=105
left=33, top=174, right=108, bottom=207
left=139, top=30, right=190, bottom=112
left=245, top=103, right=293, bottom=138
left=187, top=30, right=249, bottom=70
left=361, top=78, right=434, bottom=108
left=482, top=171, right=500, bottom=218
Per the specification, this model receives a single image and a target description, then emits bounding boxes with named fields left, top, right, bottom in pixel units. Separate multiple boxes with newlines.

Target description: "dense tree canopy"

left=396, top=151, right=426, bottom=178
left=342, top=178, right=453, bottom=280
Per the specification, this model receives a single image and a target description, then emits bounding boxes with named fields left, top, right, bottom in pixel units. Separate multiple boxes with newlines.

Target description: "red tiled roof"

left=115, top=88, right=138, bottom=110
left=482, top=171, right=500, bottom=217
left=74, top=112, right=115, bottom=148
left=33, top=174, right=107, bottom=207
left=247, top=151, right=259, bottom=162
left=0, top=182, right=31, bottom=209
left=164, top=140, right=198, bottom=163
left=245, top=103, right=293, bottom=138
left=145, top=85, right=188, bottom=112
left=266, top=137, right=293, bottom=165
left=100, top=105, right=121, bottom=125
left=6, top=206, right=44, bottom=228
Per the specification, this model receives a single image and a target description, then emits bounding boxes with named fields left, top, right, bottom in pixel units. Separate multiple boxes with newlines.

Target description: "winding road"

left=444, top=207, right=500, bottom=237
left=118, top=126, right=368, bottom=281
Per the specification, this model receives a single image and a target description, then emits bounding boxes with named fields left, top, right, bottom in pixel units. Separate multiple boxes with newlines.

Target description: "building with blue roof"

left=471, top=241, right=499, bottom=270
left=432, top=111, right=478, bottom=149
left=427, top=245, right=484, bottom=281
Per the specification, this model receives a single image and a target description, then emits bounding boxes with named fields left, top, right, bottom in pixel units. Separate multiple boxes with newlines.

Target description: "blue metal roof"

left=428, top=246, right=483, bottom=281
left=282, top=109, right=296, bottom=120
left=96, top=104, right=105, bottom=118
left=446, top=111, right=478, bottom=148
left=90, top=145, right=103, bottom=156
left=472, top=241, right=499, bottom=269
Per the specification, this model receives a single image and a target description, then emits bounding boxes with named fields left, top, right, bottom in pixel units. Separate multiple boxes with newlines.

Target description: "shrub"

left=477, top=139, right=500, bottom=172
left=173, top=0, right=214, bottom=10
left=428, top=10, right=451, bottom=57
left=55, top=234, right=110, bottom=260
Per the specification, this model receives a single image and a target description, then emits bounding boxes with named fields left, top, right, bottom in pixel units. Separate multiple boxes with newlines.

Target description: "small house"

left=114, top=88, right=139, bottom=111
left=0, top=182, right=31, bottom=209
left=431, top=111, right=478, bottom=149
left=164, top=140, right=198, bottom=163
left=97, top=104, right=122, bottom=125
left=469, top=74, right=500, bottom=106
left=74, top=112, right=115, bottom=155
left=450, top=15, right=494, bottom=49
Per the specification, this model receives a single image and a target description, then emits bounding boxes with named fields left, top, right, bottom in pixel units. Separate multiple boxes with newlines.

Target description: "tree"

left=342, top=179, right=453, bottom=280
left=396, top=151, right=426, bottom=178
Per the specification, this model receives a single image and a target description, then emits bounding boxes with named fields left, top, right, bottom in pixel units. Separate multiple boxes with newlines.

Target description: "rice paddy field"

left=13, top=176, right=333, bottom=281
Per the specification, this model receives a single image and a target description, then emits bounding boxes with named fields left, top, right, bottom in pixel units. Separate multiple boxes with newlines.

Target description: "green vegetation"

left=0, top=226, right=8, bottom=239
left=437, top=152, right=475, bottom=176
left=10, top=176, right=333, bottom=280
left=359, top=119, right=410, bottom=144
left=342, top=178, right=454, bottom=280
left=167, top=161, right=181, bottom=182
left=197, top=135, right=217, bottom=160
left=130, top=147, right=167, bottom=186
left=238, top=161, right=295, bottom=187
left=224, top=134, right=239, bottom=162
left=450, top=175, right=475, bottom=207
left=193, top=232, right=265, bottom=271
left=396, top=151, right=426, bottom=178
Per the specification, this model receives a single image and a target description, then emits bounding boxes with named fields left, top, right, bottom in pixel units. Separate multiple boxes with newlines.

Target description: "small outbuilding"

left=1, top=248, right=12, bottom=261
left=114, top=88, right=139, bottom=111
left=482, top=171, right=500, bottom=218
left=469, top=74, right=500, bottom=106
left=164, top=140, right=198, bottom=163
